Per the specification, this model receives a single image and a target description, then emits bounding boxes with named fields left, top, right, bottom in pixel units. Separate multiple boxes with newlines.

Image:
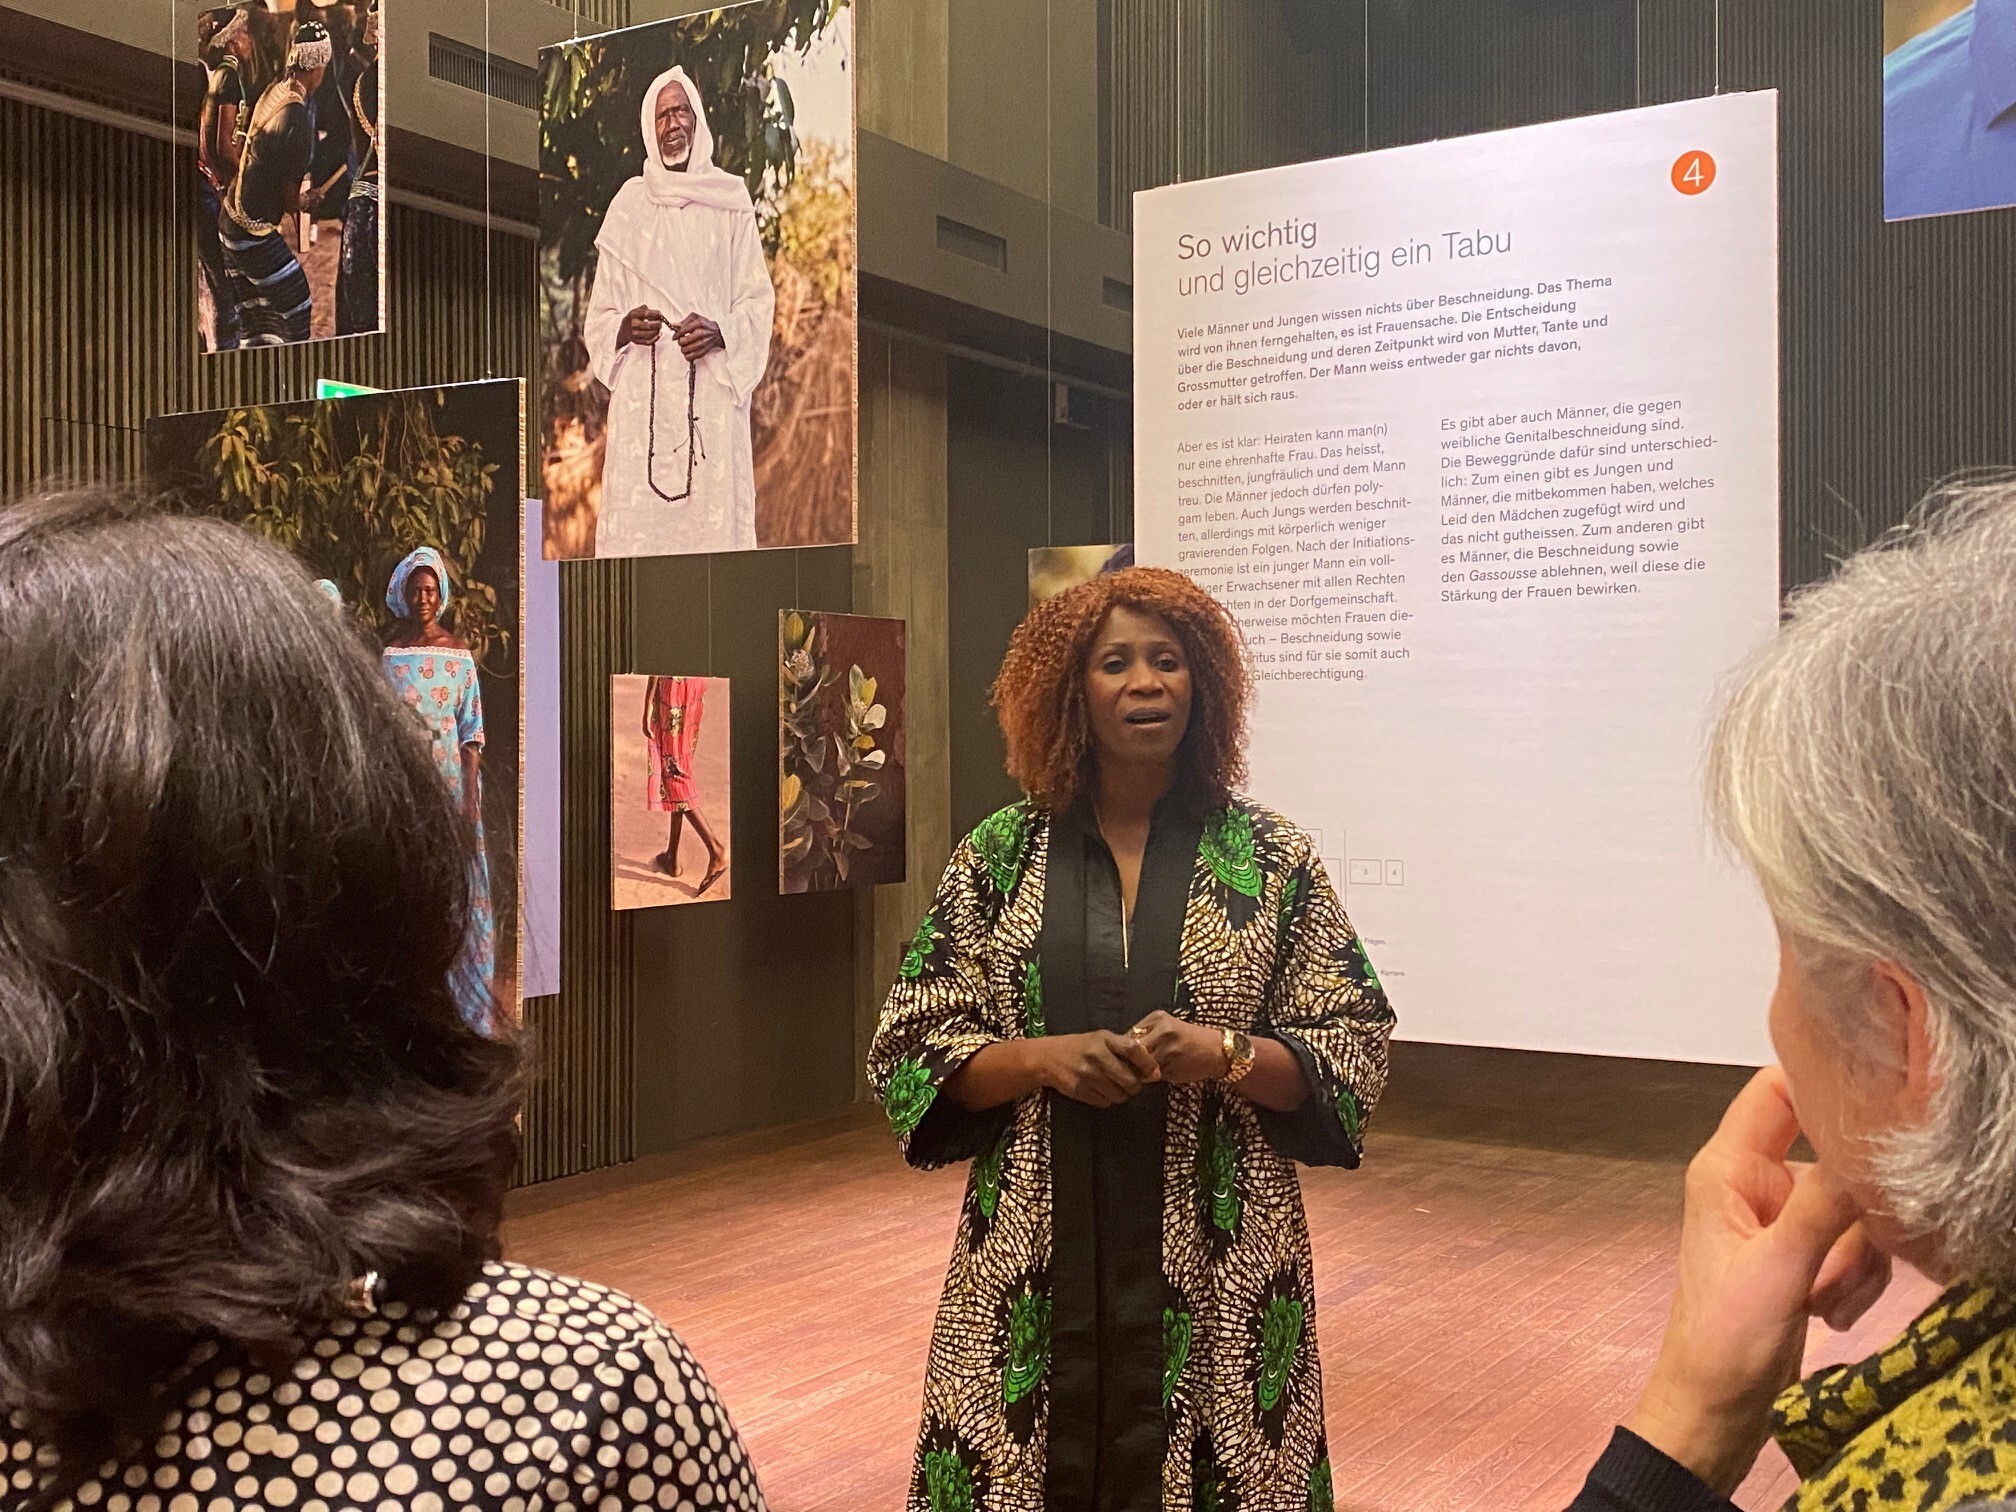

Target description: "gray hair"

left=1708, top=480, right=2016, bottom=1280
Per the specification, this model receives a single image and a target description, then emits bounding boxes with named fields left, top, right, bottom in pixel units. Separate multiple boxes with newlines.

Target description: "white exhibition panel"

left=1133, top=93, right=1782, bottom=1065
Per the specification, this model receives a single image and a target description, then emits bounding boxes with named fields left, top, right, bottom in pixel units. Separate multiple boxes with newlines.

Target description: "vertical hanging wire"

left=483, top=0, right=494, bottom=376
left=1714, top=0, right=1722, bottom=94
left=1045, top=0, right=1054, bottom=546
left=1362, top=0, right=1371, bottom=152
left=1635, top=0, right=1643, bottom=107
left=1193, top=0, right=1209, bottom=182
left=172, top=0, right=184, bottom=414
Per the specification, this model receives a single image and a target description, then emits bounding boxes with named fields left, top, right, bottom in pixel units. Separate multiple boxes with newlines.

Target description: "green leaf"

left=1256, top=1295, right=1305, bottom=1412
left=1002, top=1281, right=1051, bottom=1405
left=1161, top=1307, right=1192, bottom=1408
left=973, top=1129, right=1006, bottom=1219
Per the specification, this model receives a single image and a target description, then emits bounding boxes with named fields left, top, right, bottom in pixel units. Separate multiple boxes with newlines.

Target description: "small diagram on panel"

left=1384, top=860, right=1405, bottom=887
left=1347, top=858, right=1381, bottom=886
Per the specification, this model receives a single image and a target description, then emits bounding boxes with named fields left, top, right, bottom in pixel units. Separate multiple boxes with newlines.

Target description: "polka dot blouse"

left=4, top=1263, right=766, bottom=1512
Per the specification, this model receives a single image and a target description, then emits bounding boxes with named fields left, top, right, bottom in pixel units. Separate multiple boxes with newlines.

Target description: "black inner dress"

left=1041, top=789, right=1206, bottom=1512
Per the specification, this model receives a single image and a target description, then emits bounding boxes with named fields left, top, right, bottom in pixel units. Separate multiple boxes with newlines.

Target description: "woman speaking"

left=868, top=567, right=1394, bottom=1511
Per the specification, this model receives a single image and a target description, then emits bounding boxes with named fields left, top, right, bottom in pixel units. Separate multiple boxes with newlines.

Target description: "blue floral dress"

left=382, top=645, right=495, bottom=1026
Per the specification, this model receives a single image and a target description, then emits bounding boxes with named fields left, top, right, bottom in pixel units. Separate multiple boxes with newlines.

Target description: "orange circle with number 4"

left=1672, top=150, right=1717, bottom=195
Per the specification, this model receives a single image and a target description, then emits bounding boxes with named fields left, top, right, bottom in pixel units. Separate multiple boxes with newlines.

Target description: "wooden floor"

left=503, top=1044, right=1940, bottom=1511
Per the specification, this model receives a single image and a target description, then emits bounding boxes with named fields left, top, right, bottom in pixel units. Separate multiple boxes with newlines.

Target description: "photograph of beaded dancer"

left=538, top=1, right=856, bottom=559
left=611, top=674, right=734, bottom=910
left=142, top=380, right=522, bottom=1023
left=195, top=0, right=385, bottom=350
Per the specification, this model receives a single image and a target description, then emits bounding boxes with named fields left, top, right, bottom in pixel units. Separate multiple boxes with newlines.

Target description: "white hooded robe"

left=586, top=66, right=775, bottom=557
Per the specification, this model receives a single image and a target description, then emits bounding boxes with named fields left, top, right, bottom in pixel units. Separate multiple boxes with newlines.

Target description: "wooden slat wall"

left=0, top=95, right=634, bottom=1184
left=552, top=0, right=633, bottom=34
left=1101, top=0, right=1360, bottom=231
left=1718, top=0, right=2016, bottom=588
left=529, top=556, right=637, bottom=1180
left=851, top=333, right=951, bottom=1099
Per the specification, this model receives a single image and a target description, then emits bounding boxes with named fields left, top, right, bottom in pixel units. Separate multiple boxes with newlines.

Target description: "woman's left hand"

left=1128, top=1010, right=1229, bottom=1085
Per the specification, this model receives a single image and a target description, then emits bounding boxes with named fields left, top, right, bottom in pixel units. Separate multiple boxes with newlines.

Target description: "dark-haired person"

left=0, top=490, right=766, bottom=1512
left=380, top=545, right=494, bottom=1028
left=332, top=0, right=380, bottom=336
left=868, top=567, right=1393, bottom=1511
left=219, top=18, right=327, bottom=346
left=195, top=4, right=252, bottom=351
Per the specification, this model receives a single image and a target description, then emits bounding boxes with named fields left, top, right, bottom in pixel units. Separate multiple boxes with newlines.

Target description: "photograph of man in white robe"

left=585, top=66, right=775, bottom=557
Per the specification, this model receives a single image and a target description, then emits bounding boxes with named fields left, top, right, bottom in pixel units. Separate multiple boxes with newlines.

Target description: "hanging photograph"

left=195, top=0, right=386, bottom=349
left=143, top=379, right=523, bottom=1023
left=1884, top=0, right=2016, bottom=221
left=538, top=1, right=857, bottom=559
left=609, top=674, right=734, bottom=909
left=779, top=611, right=905, bottom=893
left=1029, top=542, right=1135, bottom=606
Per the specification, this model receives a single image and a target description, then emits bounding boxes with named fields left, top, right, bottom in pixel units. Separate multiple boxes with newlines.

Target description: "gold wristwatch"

left=1221, top=1028, right=1256, bottom=1085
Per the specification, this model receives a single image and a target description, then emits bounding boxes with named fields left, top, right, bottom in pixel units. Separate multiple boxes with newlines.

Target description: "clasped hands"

left=1035, top=1011, right=1230, bottom=1108
left=619, top=305, right=725, bottom=363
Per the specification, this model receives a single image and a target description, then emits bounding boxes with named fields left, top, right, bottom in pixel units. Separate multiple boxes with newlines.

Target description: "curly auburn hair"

left=991, top=565, right=1251, bottom=812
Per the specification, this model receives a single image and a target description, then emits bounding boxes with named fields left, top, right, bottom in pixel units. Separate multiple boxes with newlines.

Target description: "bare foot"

left=697, top=854, right=728, bottom=896
left=653, top=851, right=680, bottom=877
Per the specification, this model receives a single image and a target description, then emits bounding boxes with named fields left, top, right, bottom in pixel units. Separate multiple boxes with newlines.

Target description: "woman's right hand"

left=1032, top=1031, right=1162, bottom=1108
left=619, top=306, right=666, bottom=350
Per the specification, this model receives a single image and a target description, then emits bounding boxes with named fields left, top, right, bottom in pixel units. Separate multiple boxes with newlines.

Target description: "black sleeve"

left=1565, top=1429, right=1740, bottom=1512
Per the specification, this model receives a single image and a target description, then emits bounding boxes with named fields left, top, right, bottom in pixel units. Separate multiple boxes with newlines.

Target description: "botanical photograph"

left=195, top=0, right=385, bottom=349
left=779, top=610, right=905, bottom=892
left=611, top=673, right=734, bottom=910
left=539, top=0, right=855, bottom=559
left=143, top=380, right=522, bottom=1020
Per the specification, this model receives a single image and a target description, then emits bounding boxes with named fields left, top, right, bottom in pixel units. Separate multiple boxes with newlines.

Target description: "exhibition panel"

left=1136, top=94, right=1783, bottom=1064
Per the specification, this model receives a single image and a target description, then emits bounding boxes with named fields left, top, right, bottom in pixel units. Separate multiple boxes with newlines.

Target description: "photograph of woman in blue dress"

left=382, top=547, right=496, bottom=1027
left=142, top=380, right=523, bottom=1023
left=1884, top=0, right=2016, bottom=221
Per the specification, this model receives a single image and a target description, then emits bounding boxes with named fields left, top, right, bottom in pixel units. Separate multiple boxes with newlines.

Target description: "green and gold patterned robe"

left=868, top=791, right=1394, bottom=1512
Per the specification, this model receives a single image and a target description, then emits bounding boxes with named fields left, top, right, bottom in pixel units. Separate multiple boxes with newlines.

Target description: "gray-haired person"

left=1569, top=483, right=2016, bottom=1509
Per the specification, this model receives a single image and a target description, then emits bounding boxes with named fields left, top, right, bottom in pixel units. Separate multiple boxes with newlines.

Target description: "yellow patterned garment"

left=1771, top=1282, right=2016, bottom=1510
